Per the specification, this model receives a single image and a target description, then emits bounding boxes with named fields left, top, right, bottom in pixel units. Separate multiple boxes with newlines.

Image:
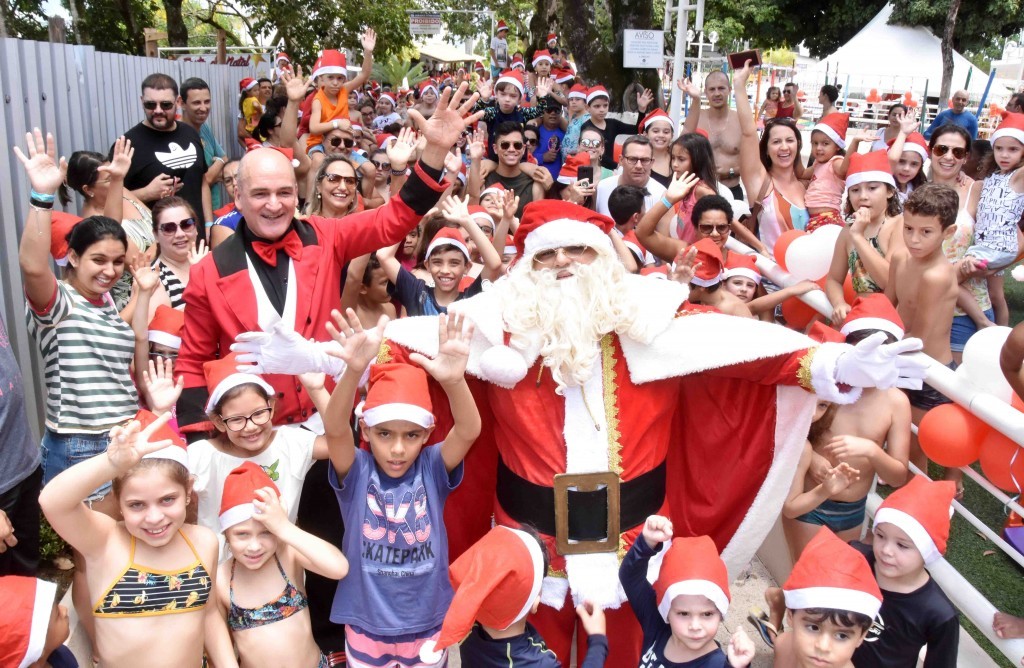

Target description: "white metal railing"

left=724, top=237, right=1024, bottom=666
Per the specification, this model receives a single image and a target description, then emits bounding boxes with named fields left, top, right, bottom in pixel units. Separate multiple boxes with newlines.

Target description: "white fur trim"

left=808, top=343, right=863, bottom=405
left=568, top=90, right=587, bottom=100
left=478, top=345, right=529, bottom=389
left=992, top=128, right=1024, bottom=146
left=587, top=90, right=609, bottom=104
left=481, top=185, right=504, bottom=201
left=219, top=503, right=256, bottom=532
left=813, top=123, right=846, bottom=149
left=523, top=218, right=613, bottom=259
left=504, top=527, right=546, bottom=625
left=784, top=586, right=881, bottom=619
left=426, top=236, right=471, bottom=262
left=723, top=267, right=762, bottom=284
left=142, top=445, right=189, bottom=469
left=903, top=143, right=929, bottom=162
left=690, top=271, right=724, bottom=287
left=206, top=373, right=276, bottom=413
left=532, top=54, right=553, bottom=66
left=540, top=576, right=569, bottom=609
left=645, top=115, right=675, bottom=131
left=874, top=507, right=941, bottom=564
left=20, top=579, right=57, bottom=668
left=840, top=317, right=904, bottom=341
left=658, top=580, right=729, bottom=620
left=845, top=170, right=895, bottom=189
left=378, top=93, right=396, bottom=107
left=496, top=75, right=524, bottom=95
left=313, top=66, right=346, bottom=79
left=242, top=79, right=259, bottom=91
left=148, top=330, right=182, bottom=349
left=362, top=403, right=435, bottom=428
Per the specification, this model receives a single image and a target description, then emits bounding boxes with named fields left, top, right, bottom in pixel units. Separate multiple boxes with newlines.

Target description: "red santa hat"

left=653, top=536, right=731, bottom=621
left=496, top=20, right=509, bottom=33
left=547, top=33, right=558, bottom=45
left=275, top=51, right=290, bottom=64
left=239, top=77, right=258, bottom=92
left=148, top=305, right=185, bottom=349
left=469, top=204, right=495, bottom=227
left=532, top=49, right=553, bottom=68
left=419, top=79, right=438, bottom=97
left=204, top=352, right=275, bottom=414
left=378, top=92, right=396, bottom=107
left=689, top=237, right=725, bottom=287
left=133, top=408, right=188, bottom=469
left=845, top=150, right=895, bottom=189
left=552, top=68, right=575, bottom=84
left=783, top=527, right=883, bottom=619
left=839, top=293, right=905, bottom=341
left=419, top=526, right=545, bottom=663
left=513, top=200, right=614, bottom=260
left=807, top=321, right=846, bottom=344
left=723, top=252, right=761, bottom=285
left=900, top=132, right=929, bottom=162
left=567, top=83, right=588, bottom=101
left=874, top=475, right=956, bottom=564
left=219, top=461, right=281, bottom=531
left=50, top=211, right=81, bottom=266
left=480, top=182, right=507, bottom=201
left=474, top=61, right=486, bottom=73
left=0, top=575, right=59, bottom=668
left=361, top=363, right=435, bottom=429
left=812, top=113, right=850, bottom=150
left=426, top=227, right=471, bottom=262
left=313, top=50, right=347, bottom=80
left=639, top=108, right=675, bottom=134
left=992, top=112, right=1024, bottom=146
left=510, top=54, right=526, bottom=71
left=557, top=152, right=592, bottom=184
left=503, top=234, right=516, bottom=256
left=586, top=85, right=610, bottom=104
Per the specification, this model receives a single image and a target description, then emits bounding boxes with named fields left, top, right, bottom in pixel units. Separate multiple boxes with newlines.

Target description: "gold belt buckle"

left=553, top=471, right=620, bottom=555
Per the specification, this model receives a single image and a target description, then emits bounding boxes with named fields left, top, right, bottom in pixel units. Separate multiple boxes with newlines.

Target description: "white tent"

left=796, top=4, right=991, bottom=99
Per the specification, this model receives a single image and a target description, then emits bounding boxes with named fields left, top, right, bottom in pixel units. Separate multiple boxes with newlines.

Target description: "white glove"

left=231, top=322, right=346, bottom=377
left=834, top=333, right=928, bottom=390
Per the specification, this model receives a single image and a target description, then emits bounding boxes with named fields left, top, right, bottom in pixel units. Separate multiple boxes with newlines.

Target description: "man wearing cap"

left=237, top=199, right=927, bottom=665
left=681, top=71, right=745, bottom=201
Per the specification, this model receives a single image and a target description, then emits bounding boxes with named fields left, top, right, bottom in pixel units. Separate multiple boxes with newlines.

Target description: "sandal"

left=748, top=606, right=778, bottom=648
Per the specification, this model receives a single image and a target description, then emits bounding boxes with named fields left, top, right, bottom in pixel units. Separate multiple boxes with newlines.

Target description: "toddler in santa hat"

left=211, top=461, right=347, bottom=668
left=473, top=66, right=553, bottom=159
left=0, top=575, right=72, bottom=668
left=320, top=308, right=479, bottom=667
left=674, top=237, right=753, bottom=318
left=419, top=524, right=609, bottom=666
left=850, top=475, right=960, bottom=667
left=619, top=514, right=755, bottom=667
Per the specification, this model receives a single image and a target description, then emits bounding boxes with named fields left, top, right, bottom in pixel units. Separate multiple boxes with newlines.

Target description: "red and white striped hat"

left=513, top=200, right=614, bottom=261
left=690, top=238, right=725, bottom=287
left=275, top=51, right=290, bottom=64
left=496, top=20, right=509, bottom=33
left=845, top=150, right=895, bottom=189
left=639, top=108, right=675, bottom=134
left=654, top=536, right=731, bottom=621
left=312, top=50, right=347, bottom=80
left=547, top=32, right=558, bottom=45
left=361, top=363, right=435, bottom=429
left=991, top=112, right=1024, bottom=146
left=783, top=527, right=883, bottom=619
left=567, top=83, right=588, bottom=100
left=148, top=305, right=185, bottom=349
left=510, top=55, right=526, bottom=71
left=426, top=227, right=471, bottom=262
left=239, top=77, right=258, bottom=92
left=0, top=576, right=59, bottom=668
left=219, top=461, right=281, bottom=531
left=723, top=252, right=761, bottom=284
left=839, top=293, right=905, bottom=341
left=586, top=85, right=610, bottom=104
left=874, top=474, right=956, bottom=564
left=552, top=68, right=575, bottom=84
left=532, top=49, right=553, bottom=67
left=497, top=69, right=525, bottom=95
left=812, top=113, right=850, bottom=150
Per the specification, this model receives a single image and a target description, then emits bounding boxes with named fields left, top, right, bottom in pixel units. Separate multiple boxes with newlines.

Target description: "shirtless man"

left=886, top=184, right=960, bottom=483
left=681, top=71, right=743, bottom=199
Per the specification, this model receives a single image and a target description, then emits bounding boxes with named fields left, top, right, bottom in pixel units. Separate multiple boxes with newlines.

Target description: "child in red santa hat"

left=0, top=575, right=72, bottom=668
left=673, top=237, right=752, bottom=317
left=620, top=514, right=756, bottom=667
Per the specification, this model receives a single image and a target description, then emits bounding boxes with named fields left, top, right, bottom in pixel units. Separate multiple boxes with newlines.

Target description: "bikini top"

left=93, top=531, right=211, bottom=617
left=848, top=234, right=885, bottom=295
left=228, top=554, right=308, bottom=631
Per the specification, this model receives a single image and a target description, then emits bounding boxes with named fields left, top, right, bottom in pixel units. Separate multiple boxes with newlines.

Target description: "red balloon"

left=979, top=431, right=1024, bottom=492
left=918, top=404, right=988, bottom=467
left=782, top=297, right=819, bottom=331
left=774, top=230, right=806, bottom=272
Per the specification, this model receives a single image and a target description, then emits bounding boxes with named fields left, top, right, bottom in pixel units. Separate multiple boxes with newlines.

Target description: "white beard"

left=496, top=253, right=640, bottom=394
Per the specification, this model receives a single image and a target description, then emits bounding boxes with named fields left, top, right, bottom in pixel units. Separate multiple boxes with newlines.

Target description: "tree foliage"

left=372, top=55, right=428, bottom=88
left=890, top=0, right=1024, bottom=68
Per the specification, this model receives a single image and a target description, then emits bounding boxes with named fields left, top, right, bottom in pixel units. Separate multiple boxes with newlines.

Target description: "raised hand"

left=536, top=76, right=553, bottom=99
left=105, top=412, right=174, bottom=473
left=408, top=82, right=484, bottom=151
left=530, top=164, right=554, bottom=192
left=727, top=627, right=756, bottom=667
left=128, top=255, right=160, bottom=293
left=666, top=171, right=700, bottom=204
left=896, top=111, right=919, bottom=135
left=444, top=147, right=464, bottom=176
left=298, top=371, right=326, bottom=392
left=834, top=332, right=926, bottom=390
left=677, top=77, right=701, bottom=99
left=282, top=64, right=313, bottom=102
left=642, top=514, right=673, bottom=548
left=324, top=308, right=387, bottom=372
left=669, top=245, right=700, bottom=285
left=733, top=59, right=754, bottom=86
left=476, top=78, right=494, bottom=100
left=409, top=313, right=472, bottom=386
left=501, top=189, right=520, bottom=223
left=233, top=322, right=343, bottom=376
left=142, top=357, right=184, bottom=414
left=100, top=135, right=134, bottom=182
left=386, top=126, right=418, bottom=170
left=468, top=125, right=487, bottom=161
left=13, top=128, right=67, bottom=196
left=637, top=87, right=654, bottom=113
left=440, top=194, right=472, bottom=226
left=252, top=487, right=290, bottom=534
left=188, top=239, right=209, bottom=265
left=360, top=27, right=377, bottom=54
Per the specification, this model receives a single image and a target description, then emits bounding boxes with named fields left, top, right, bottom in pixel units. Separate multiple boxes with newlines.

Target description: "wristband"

left=30, top=189, right=55, bottom=203
left=392, top=168, right=409, bottom=176
left=660, top=196, right=673, bottom=210
left=30, top=197, right=54, bottom=210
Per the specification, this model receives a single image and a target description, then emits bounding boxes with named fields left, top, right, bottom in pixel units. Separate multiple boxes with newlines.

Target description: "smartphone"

left=576, top=165, right=594, bottom=184
left=728, top=49, right=762, bottom=70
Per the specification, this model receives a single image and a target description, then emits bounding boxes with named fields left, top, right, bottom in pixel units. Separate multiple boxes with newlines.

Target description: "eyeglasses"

left=698, top=223, right=731, bottom=236
left=524, top=138, right=538, bottom=146
left=322, top=173, right=358, bottom=186
left=372, top=160, right=391, bottom=170
left=219, top=406, right=273, bottom=432
left=533, top=245, right=589, bottom=265
left=328, top=137, right=355, bottom=148
left=500, top=141, right=524, bottom=151
left=158, top=218, right=196, bottom=235
left=932, top=144, right=967, bottom=160
left=143, top=100, right=176, bottom=111
left=621, top=156, right=653, bottom=167
left=148, top=350, right=178, bottom=361
left=579, top=138, right=603, bottom=148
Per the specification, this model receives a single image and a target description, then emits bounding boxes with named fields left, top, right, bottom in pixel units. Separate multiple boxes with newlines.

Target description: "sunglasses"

left=322, top=173, right=358, bottom=186
left=158, top=218, right=196, bottom=235
left=932, top=144, right=967, bottom=160
left=500, top=141, right=524, bottom=151
left=328, top=137, right=355, bottom=148
left=372, top=160, right=391, bottom=170
left=579, top=138, right=602, bottom=148
left=143, top=100, right=176, bottom=111
left=698, top=223, right=731, bottom=235
left=524, top=138, right=538, bottom=146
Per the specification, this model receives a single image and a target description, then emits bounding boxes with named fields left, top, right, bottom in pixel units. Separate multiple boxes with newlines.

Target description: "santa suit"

left=380, top=274, right=854, bottom=667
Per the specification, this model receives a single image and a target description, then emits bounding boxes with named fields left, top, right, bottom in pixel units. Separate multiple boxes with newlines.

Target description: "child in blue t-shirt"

left=474, top=71, right=553, bottom=160
left=322, top=308, right=480, bottom=667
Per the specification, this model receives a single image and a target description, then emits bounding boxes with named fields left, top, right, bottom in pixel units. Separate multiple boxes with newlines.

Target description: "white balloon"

left=961, top=325, right=1014, bottom=403
left=785, top=225, right=842, bottom=282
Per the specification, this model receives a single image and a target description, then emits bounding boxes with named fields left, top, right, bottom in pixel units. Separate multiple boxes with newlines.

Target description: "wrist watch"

left=332, top=120, right=340, bottom=130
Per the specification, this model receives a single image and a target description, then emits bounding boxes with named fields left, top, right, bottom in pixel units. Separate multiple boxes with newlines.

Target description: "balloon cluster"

left=918, top=327, right=1024, bottom=492
left=774, top=227, right=846, bottom=330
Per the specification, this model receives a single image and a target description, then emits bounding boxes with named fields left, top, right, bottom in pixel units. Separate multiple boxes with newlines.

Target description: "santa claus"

left=232, top=200, right=926, bottom=666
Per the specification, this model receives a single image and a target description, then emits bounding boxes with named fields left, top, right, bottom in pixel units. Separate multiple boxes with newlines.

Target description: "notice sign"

left=623, top=29, right=665, bottom=68
left=409, top=11, right=442, bottom=35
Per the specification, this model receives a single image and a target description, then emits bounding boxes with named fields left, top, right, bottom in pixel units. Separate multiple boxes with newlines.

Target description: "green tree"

left=890, top=0, right=1024, bottom=60
left=70, top=0, right=160, bottom=54
left=372, top=54, right=428, bottom=88
left=0, top=0, right=49, bottom=40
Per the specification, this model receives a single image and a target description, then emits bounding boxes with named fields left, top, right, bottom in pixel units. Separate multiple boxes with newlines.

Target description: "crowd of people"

left=2, top=19, right=1024, bottom=668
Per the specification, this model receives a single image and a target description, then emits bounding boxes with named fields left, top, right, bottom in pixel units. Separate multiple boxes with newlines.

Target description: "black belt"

left=496, top=457, right=666, bottom=545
